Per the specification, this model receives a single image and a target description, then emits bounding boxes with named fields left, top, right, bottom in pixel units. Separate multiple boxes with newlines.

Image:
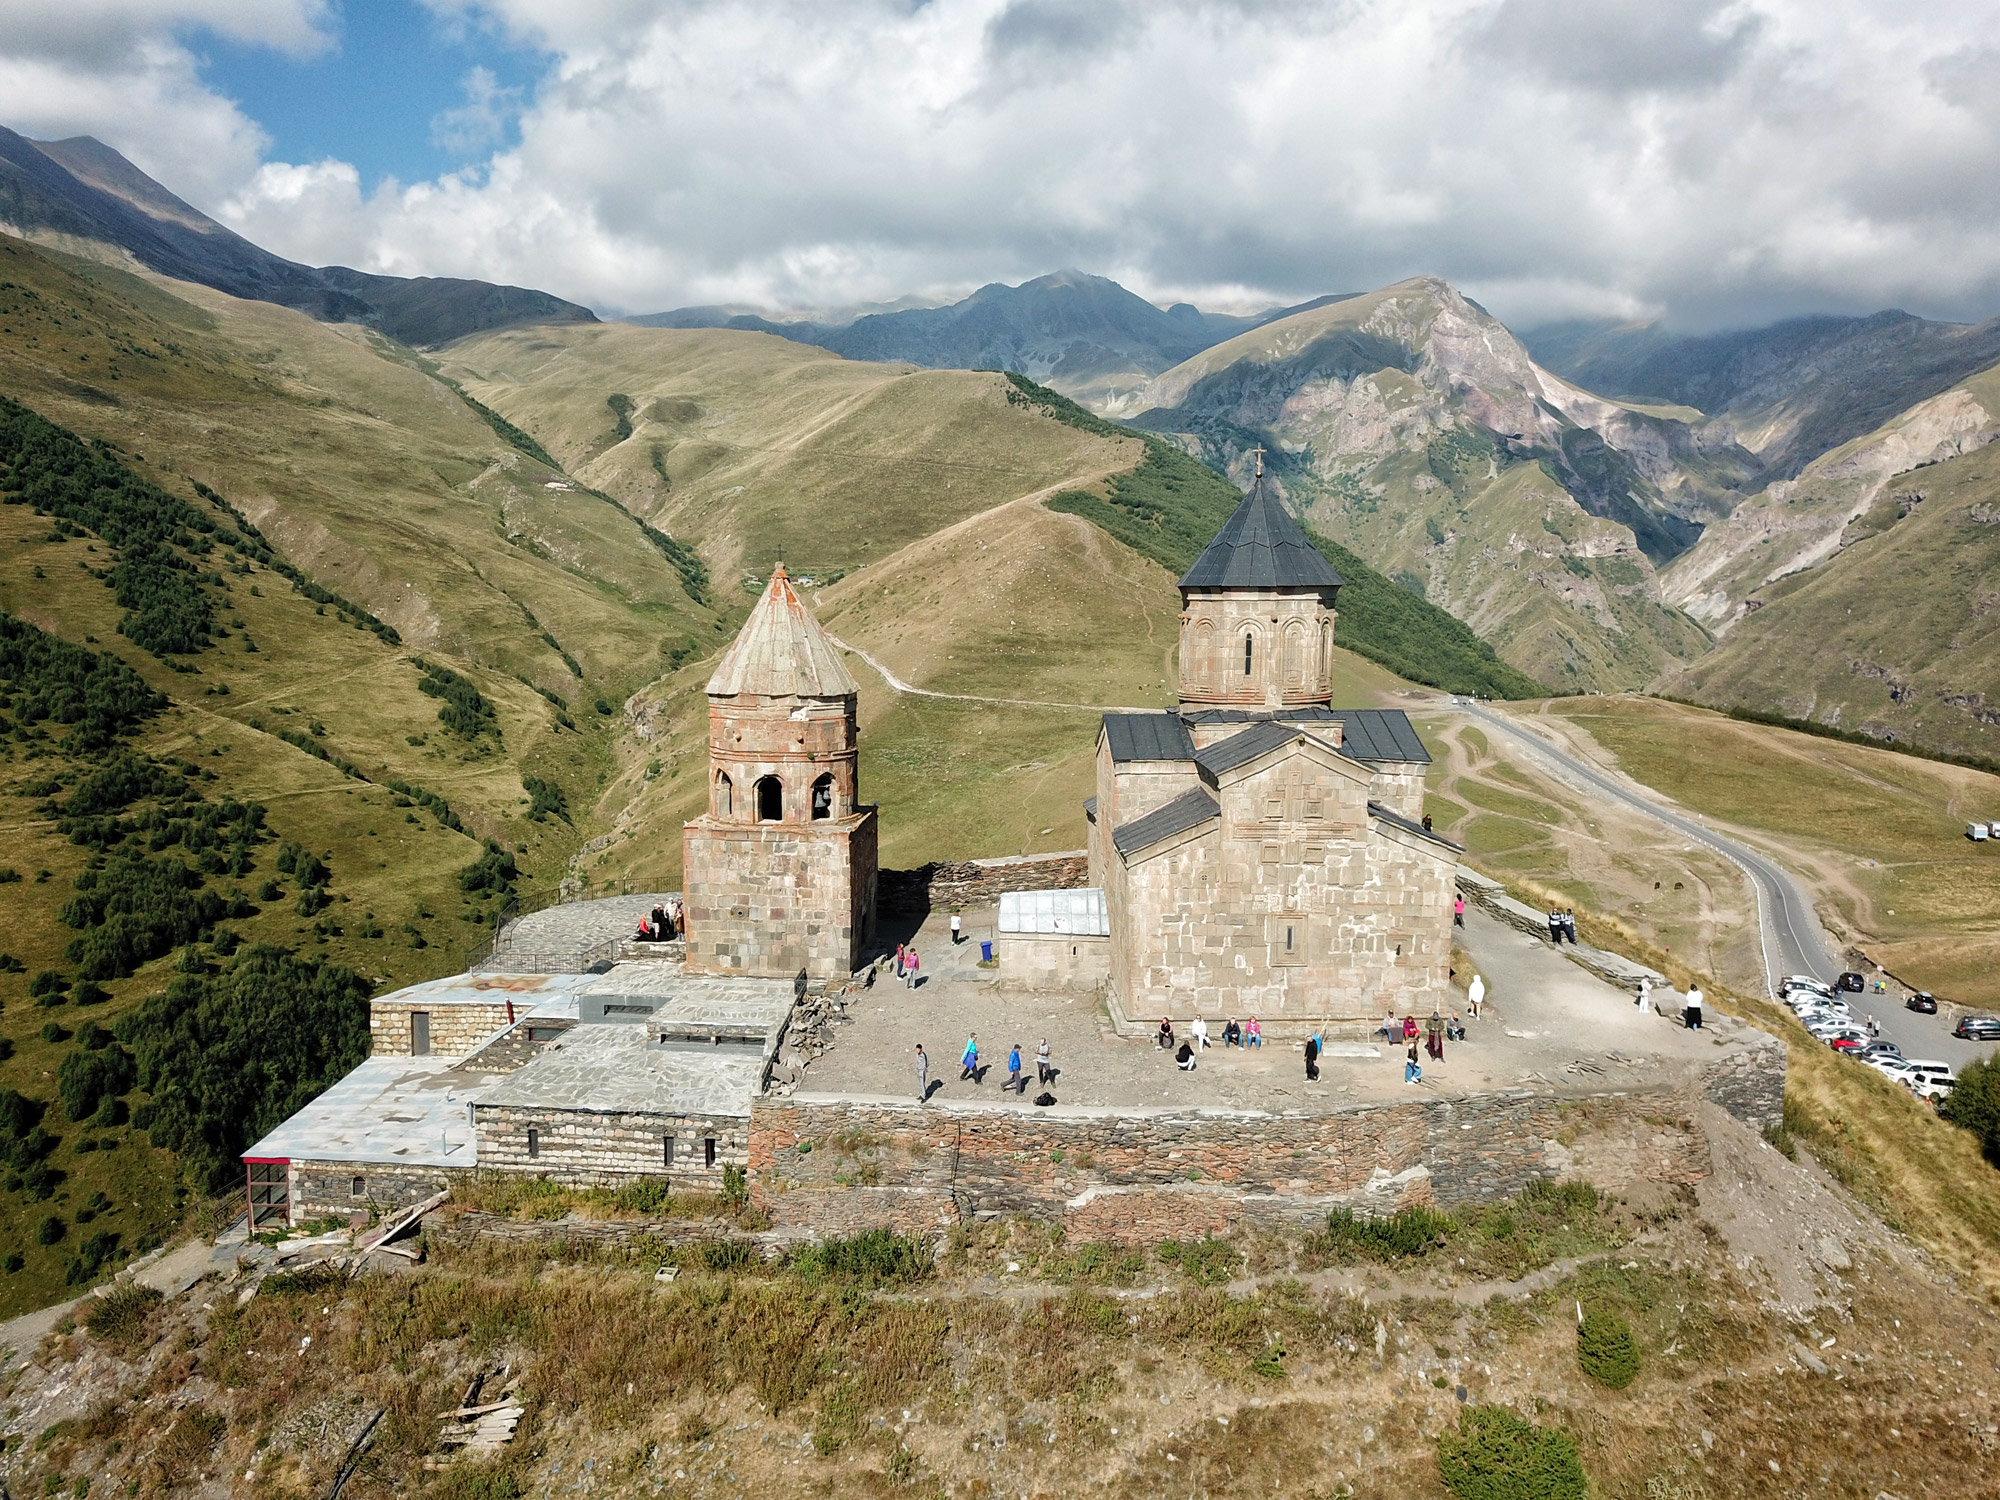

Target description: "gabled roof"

left=1178, top=472, right=1344, bottom=593
left=1102, top=712, right=1196, bottom=763
left=1193, top=720, right=1309, bottom=779
left=706, top=564, right=858, bottom=698
left=1336, top=709, right=1431, bottom=764
left=1369, top=801, right=1463, bottom=851
left=1112, top=787, right=1219, bottom=856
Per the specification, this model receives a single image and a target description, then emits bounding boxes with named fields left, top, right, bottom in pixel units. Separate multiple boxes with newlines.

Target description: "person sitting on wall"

left=1157, top=1017, right=1176, bottom=1050
left=1222, top=1018, right=1242, bottom=1047
left=1190, top=1015, right=1210, bottom=1052
left=1176, top=1040, right=1197, bottom=1071
left=1402, top=1015, right=1419, bottom=1042
left=1446, top=1012, right=1465, bottom=1041
left=635, top=918, right=653, bottom=942
left=1246, top=1017, right=1262, bottom=1048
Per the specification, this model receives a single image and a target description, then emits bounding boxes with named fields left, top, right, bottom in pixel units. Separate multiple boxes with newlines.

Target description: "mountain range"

left=0, top=128, right=596, bottom=347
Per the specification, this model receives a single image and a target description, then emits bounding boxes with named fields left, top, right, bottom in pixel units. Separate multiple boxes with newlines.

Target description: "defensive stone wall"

left=880, top=851, right=1089, bottom=914
left=748, top=1084, right=1715, bottom=1244
left=993, top=933, right=1110, bottom=993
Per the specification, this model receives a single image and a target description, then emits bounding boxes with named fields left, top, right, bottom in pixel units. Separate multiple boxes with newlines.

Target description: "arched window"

left=1319, top=620, right=1333, bottom=684
left=1243, top=633, right=1254, bottom=677
left=1284, top=619, right=1308, bottom=686
left=755, top=774, right=783, bottom=822
left=811, top=772, right=834, bottom=821
left=716, top=771, right=733, bottom=819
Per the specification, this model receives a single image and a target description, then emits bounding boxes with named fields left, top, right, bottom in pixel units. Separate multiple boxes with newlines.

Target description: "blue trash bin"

left=980, top=941, right=993, bottom=962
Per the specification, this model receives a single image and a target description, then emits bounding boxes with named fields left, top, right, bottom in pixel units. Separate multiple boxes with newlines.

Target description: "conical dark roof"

left=1179, top=470, right=1344, bottom=592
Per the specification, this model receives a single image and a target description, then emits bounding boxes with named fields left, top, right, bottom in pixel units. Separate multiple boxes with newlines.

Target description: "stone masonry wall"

left=683, top=812, right=874, bottom=979
left=879, top=851, right=1089, bottom=915
left=369, top=1000, right=511, bottom=1058
left=993, top=933, right=1110, bottom=993
left=749, top=1086, right=1710, bottom=1244
left=290, top=1161, right=468, bottom=1224
left=472, top=1103, right=748, bottom=1190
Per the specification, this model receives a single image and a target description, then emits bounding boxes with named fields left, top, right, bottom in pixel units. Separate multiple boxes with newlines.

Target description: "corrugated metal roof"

left=1181, top=707, right=1341, bottom=724
left=1082, top=795, right=1098, bottom=822
left=1112, top=786, right=1219, bottom=856
left=1193, top=720, right=1305, bottom=778
left=1338, top=709, right=1431, bottom=764
left=1102, top=712, right=1196, bottom=763
left=998, top=887, right=1109, bottom=936
left=706, top=564, right=858, bottom=698
left=1178, top=475, right=1344, bottom=593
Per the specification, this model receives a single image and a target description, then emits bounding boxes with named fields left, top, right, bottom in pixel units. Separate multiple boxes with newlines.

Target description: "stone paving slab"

left=802, top=906, right=1742, bottom=1113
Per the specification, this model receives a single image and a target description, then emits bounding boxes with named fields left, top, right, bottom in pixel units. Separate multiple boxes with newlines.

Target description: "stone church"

left=681, top=472, right=1455, bottom=1026
left=1084, top=469, right=1457, bottom=1028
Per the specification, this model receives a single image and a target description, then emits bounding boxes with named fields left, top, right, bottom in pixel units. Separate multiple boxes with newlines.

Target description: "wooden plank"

left=357, top=1189, right=448, bottom=1251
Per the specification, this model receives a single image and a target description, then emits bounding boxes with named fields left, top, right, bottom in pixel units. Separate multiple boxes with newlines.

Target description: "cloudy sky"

left=3, top=0, right=1998, bottom=328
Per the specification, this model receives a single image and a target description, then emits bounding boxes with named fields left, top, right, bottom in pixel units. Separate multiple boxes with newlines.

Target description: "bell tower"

left=1175, top=454, right=1344, bottom=711
left=682, top=564, right=877, bottom=979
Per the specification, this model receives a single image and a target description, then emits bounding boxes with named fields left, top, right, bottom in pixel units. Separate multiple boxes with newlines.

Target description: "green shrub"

left=1436, top=1405, right=1588, bottom=1500
left=36, top=1214, right=64, bottom=1245
left=1577, top=1308, right=1640, bottom=1389
left=1941, top=1053, right=2000, bottom=1163
left=790, top=1229, right=931, bottom=1287
left=1156, top=1235, right=1240, bottom=1287
left=1319, top=1204, right=1456, bottom=1260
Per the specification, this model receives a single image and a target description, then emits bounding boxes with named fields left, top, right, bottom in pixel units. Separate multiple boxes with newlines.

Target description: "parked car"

left=1910, top=1076, right=1956, bottom=1104
left=1903, top=1060, right=1955, bottom=1089
left=1906, top=992, right=1939, bottom=1014
left=1859, top=1040, right=1903, bottom=1061
left=1868, top=1056, right=1917, bottom=1082
left=1953, top=1014, right=2000, bottom=1041
left=1782, top=974, right=1835, bottom=996
left=1837, top=971, right=1866, bottom=992
left=1828, top=1035, right=1867, bottom=1053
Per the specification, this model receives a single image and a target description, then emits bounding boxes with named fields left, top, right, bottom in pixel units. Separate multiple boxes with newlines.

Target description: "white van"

left=1903, top=1061, right=1954, bottom=1091
left=1971, top=823, right=1992, bottom=842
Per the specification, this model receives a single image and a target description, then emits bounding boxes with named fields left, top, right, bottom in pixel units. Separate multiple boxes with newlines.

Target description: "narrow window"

left=663, top=1135, right=675, bottom=1167
left=1244, top=634, right=1254, bottom=676
left=350, top=1176, right=366, bottom=1199
left=527, top=1126, right=540, bottom=1159
left=410, top=1011, right=431, bottom=1056
left=1286, top=925, right=1295, bottom=954
left=703, top=1136, right=717, bottom=1169
left=716, top=771, right=733, bottom=819
left=755, top=775, right=783, bottom=822
left=811, top=772, right=834, bottom=821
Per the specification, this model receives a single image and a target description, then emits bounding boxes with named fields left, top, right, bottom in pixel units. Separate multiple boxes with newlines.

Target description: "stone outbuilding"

left=1084, top=464, right=1460, bottom=1030
left=682, top=564, right=879, bottom=980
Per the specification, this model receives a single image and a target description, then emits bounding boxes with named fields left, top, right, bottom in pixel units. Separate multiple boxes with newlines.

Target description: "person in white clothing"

left=1466, top=974, right=1485, bottom=1018
left=1190, top=1016, right=1210, bottom=1051
left=1684, top=985, right=1704, bottom=1030
left=1637, top=976, right=1650, bottom=1009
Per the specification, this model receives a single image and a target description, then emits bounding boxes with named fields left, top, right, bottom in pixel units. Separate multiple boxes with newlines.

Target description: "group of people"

left=913, top=1035, right=1053, bottom=1099
left=1156, top=1014, right=1264, bottom=1070
left=892, top=943, right=922, bottom=989
left=1546, top=908, right=1580, bottom=944
left=633, top=901, right=680, bottom=942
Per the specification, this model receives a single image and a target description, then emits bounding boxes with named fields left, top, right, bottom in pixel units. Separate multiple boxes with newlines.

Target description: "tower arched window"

left=716, top=771, right=733, bottom=819
left=811, top=772, right=834, bottom=821
left=1244, top=633, right=1254, bottom=677
left=755, top=775, right=783, bottom=822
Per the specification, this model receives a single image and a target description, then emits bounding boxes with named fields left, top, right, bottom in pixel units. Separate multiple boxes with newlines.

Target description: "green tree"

left=1436, top=1405, right=1588, bottom=1500
left=1577, top=1308, right=1641, bottom=1388
left=1941, top=1053, right=2000, bottom=1163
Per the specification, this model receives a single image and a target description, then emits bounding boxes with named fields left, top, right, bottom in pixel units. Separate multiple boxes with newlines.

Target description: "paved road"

left=1456, top=701, right=1985, bottom=1069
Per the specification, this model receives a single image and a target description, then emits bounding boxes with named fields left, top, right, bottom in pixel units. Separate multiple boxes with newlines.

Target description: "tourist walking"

left=914, top=1044, right=929, bottom=1102
left=1007, top=1043, right=1023, bottom=1095
left=904, top=947, right=920, bottom=989
left=1305, top=1033, right=1320, bottom=1082
left=961, top=1033, right=979, bottom=1081
left=1246, top=1016, right=1261, bottom=1048
left=1405, top=1040, right=1422, bottom=1085
left=1684, top=986, right=1704, bottom=1031
left=1467, top=973, right=1485, bottom=1018
left=950, top=912, right=962, bottom=945
left=1036, top=1037, right=1052, bottom=1084
left=894, top=942, right=907, bottom=979
left=1454, top=894, right=1465, bottom=927
left=1637, top=976, right=1649, bottom=1009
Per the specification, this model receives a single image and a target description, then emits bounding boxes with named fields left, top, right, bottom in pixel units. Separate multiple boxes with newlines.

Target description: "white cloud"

left=8, top=0, right=2000, bottom=330
left=430, top=66, right=522, bottom=156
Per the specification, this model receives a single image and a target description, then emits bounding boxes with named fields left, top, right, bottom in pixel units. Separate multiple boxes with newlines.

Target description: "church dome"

left=1178, top=469, right=1343, bottom=593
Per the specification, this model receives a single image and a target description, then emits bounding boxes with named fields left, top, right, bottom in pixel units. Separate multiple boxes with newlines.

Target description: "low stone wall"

left=748, top=1085, right=1712, bottom=1243
left=880, top=851, right=1089, bottom=914
left=422, top=1208, right=774, bottom=1250
left=471, top=1103, right=748, bottom=1189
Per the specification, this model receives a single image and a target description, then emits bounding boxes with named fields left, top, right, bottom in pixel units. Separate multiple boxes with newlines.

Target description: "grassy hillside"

left=1660, top=374, right=2000, bottom=764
